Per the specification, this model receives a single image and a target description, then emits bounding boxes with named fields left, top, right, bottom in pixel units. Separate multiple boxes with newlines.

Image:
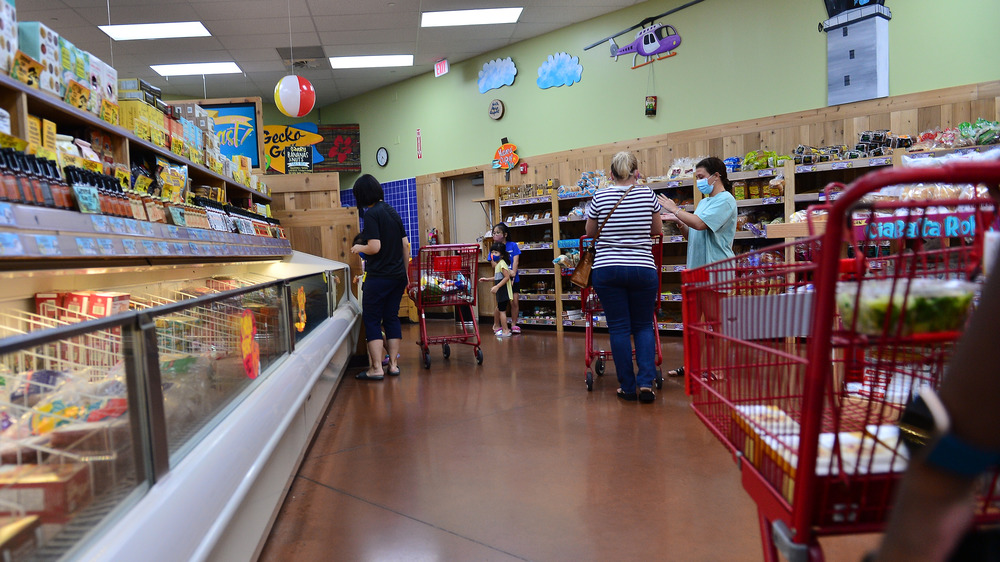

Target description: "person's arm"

left=491, top=268, right=511, bottom=293
left=585, top=218, right=599, bottom=238
left=875, top=247, right=1000, bottom=561
left=402, top=236, right=410, bottom=260
left=651, top=211, right=663, bottom=236
left=510, top=253, right=520, bottom=277
left=657, top=194, right=708, bottom=231
left=351, top=239, right=381, bottom=255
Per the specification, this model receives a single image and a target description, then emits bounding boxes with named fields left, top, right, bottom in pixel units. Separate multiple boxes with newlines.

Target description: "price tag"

left=869, top=157, right=891, bottom=166
left=35, top=235, right=61, bottom=256
left=75, top=237, right=99, bottom=256
left=189, top=242, right=200, bottom=255
left=73, top=185, right=102, bottom=214
left=797, top=165, right=816, bottom=173
left=831, top=162, right=852, bottom=170
left=558, top=216, right=567, bottom=222
left=108, top=217, right=127, bottom=234
left=124, top=219, right=141, bottom=235
left=214, top=244, right=225, bottom=255
left=541, top=243, right=551, bottom=249
left=908, top=152, right=932, bottom=159
left=141, top=240, right=156, bottom=254
left=673, top=265, right=686, bottom=272
left=0, top=202, right=14, bottom=226
left=758, top=169, right=774, bottom=177
left=669, top=235, right=684, bottom=243
left=666, top=181, right=680, bottom=188
left=0, top=232, right=24, bottom=256
left=156, top=241, right=170, bottom=255
left=170, top=242, right=186, bottom=255
left=122, top=239, right=138, bottom=254
left=140, top=223, right=155, bottom=237
left=167, top=225, right=180, bottom=238
left=91, top=215, right=110, bottom=233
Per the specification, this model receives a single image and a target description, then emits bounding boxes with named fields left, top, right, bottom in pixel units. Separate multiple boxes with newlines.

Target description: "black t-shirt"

left=360, top=201, right=407, bottom=280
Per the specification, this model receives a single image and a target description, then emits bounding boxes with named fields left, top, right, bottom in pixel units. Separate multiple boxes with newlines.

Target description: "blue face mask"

left=696, top=177, right=713, bottom=195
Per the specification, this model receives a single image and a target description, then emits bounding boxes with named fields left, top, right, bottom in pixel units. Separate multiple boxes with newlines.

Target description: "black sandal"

left=355, top=372, right=384, bottom=381
left=616, top=389, right=637, bottom=401
left=667, top=366, right=685, bottom=378
left=638, top=388, right=656, bottom=403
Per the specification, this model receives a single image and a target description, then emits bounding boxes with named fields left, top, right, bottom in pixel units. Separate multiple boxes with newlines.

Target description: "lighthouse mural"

left=821, top=0, right=891, bottom=106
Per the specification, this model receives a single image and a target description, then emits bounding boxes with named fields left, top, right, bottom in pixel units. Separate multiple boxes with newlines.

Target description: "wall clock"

left=376, top=146, right=389, bottom=167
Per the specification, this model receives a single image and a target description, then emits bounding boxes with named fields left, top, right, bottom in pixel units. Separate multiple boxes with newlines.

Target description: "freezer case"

left=0, top=253, right=360, bottom=560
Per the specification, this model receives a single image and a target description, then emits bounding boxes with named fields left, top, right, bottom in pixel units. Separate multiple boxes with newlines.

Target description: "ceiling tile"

left=318, top=28, right=419, bottom=46
left=75, top=4, right=204, bottom=26
left=418, top=24, right=515, bottom=41
left=306, top=0, right=421, bottom=17
left=311, top=13, right=419, bottom=32
left=324, top=43, right=418, bottom=58
left=207, top=17, right=315, bottom=37
left=193, top=0, right=312, bottom=20
left=217, top=32, right=321, bottom=51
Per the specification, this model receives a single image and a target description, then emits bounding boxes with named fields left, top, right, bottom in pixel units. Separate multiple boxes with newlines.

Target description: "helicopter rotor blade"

left=583, top=0, right=708, bottom=51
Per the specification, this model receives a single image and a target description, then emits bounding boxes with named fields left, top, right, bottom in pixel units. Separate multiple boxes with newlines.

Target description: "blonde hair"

left=610, top=151, right=638, bottom=182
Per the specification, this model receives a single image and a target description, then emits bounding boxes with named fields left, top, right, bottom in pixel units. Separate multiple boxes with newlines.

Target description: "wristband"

left=905, top=387, right=1000, bottom=478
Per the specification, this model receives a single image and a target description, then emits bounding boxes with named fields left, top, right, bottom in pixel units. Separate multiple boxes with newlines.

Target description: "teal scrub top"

left=687, top=191, right=737, bottom=270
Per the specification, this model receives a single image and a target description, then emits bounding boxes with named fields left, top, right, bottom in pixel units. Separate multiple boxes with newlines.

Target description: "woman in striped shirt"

left=585, top=151, right=663, bottom=403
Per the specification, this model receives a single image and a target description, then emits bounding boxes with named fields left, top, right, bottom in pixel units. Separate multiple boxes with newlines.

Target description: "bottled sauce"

left=25, top=155, right=54, bottom=207
left=4, top=149, right=33, bottom=205
left=0, top=149, right=18, bottom=202
left=48, top=160, right=73, bottom=210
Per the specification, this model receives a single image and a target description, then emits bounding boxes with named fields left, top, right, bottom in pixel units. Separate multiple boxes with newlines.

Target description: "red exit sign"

left=434, top=59, right=449, bottom=77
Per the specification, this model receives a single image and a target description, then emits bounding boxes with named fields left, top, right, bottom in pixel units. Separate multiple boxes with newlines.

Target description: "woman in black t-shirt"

left=350, top=174, right=410, bottom=380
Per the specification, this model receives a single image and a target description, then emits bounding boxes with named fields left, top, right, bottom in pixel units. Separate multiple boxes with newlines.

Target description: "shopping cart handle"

left=771, top=520, right=809, bottom=562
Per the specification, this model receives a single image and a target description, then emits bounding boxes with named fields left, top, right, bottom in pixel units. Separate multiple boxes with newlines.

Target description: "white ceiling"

left=19, top=0, right=642, bottom=108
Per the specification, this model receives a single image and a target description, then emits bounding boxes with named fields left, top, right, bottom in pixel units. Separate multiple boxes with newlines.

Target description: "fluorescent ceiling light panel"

left=421, top=7, right=523, bottom=27
left=328, top=55, right=414, bottom=69
left=150, top=62, right=242, bottom=76
left=99, top=21, right=211, bottom=41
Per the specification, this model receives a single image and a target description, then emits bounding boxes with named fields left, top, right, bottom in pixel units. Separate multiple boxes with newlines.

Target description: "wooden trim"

left=266, top=173, right=341, bottom=194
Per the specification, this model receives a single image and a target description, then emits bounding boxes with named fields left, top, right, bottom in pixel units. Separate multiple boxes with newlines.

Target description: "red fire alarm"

left=519, top=162, right=528, bottom=174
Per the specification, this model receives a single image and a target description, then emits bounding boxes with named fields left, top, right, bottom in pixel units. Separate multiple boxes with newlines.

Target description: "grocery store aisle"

left=259, top=321, right=878, bottom=561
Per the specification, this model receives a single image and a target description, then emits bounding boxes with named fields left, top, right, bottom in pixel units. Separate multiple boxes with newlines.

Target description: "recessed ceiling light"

left=150, top=62, right=242, bottom=77
left=99, top=21, right=211, bottom=41
left=420, top=7, right=523, bottom=27
left=328, top=55, right=414, bottom=69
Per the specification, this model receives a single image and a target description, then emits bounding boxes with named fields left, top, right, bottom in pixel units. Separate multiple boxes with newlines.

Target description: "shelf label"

left=124, top=219, right=141, bottom=236
left=796, top=165, right=816, bottom=173
left=73, top=185, right=102, bottom=214
left=540, top=243, right=551, bottom=249
left=762, top=197, right=778, bottom=204
left=35, top=235, right=61, bottom=256
left=869, top=157, right=891, bottom=166
left=758, top=169, right=774, bottom=177
left=0, top=232, right=24, bottom=256
left=673, top=265, right=686, bottom=272
left=189, top=242, right=200, bottom=255
left=666, top=181, right=681, bottom=187
left=75, top=237, right=99, bottom=256
left=140, top=223, right=155, bottom=237
left=108, top=217, right=127, bottom=234
left=0, top=202, right=14, bottom=226
left=831, top=162, right=852, bottom=170
left=141, top=240, right=156, bottom=254
left=214, top=244, right=225, bottom=254
left=171, top=242, right=186, bottom=255
left=91, top=215, right=110, bottom=233
left=156, top=241, right=170, bottom=255
left=122, top=239, right=139, bottom=255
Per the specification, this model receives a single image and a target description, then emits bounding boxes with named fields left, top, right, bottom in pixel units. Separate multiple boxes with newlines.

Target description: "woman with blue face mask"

left=656, top=156, right=737, bottom=379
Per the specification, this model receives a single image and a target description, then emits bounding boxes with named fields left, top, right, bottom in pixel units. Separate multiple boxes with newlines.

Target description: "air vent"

left=276, top=46, right=327, bottom=69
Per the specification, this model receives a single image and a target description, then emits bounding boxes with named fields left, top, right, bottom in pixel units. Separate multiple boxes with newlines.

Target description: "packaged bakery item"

left=836, top=278, right=978, bottom=336
left=0, top=463, right=91, bottom=523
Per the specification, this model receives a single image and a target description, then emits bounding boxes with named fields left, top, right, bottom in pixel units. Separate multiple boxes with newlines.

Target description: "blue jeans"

left=591, top=265, right=659, bottom=393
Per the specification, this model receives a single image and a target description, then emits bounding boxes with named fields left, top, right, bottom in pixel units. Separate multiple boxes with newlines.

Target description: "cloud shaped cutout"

left=537, top=52, right=583, bottom=89
left=478, top=57, right=517, bottom=94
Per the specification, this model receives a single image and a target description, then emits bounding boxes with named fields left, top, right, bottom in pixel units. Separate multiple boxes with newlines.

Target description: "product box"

left=0, top=463, right=92, bottom=523
left=34, top=293, right=61, bottom=319
left=16, top=22, right=61, bottom=97
left=0, top=0, right=17, bottom=74
left=85, top=292, right=129, bottom=318
left=85, top=53, right=109, bottom=114
left=57, top=36, right=86, bottom=98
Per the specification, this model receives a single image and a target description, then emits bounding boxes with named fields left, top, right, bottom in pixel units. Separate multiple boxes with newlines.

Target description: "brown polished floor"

left=259, top=321, right=879, bottom=561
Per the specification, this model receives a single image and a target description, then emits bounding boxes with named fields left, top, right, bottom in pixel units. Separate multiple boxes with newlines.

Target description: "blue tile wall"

left=342, top=178, right=419, bottom=258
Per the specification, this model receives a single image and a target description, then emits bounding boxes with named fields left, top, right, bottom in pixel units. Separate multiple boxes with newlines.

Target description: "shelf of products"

left=518, top=293, right=557, bottom=302
left=0, top=255, right=356, bottom=560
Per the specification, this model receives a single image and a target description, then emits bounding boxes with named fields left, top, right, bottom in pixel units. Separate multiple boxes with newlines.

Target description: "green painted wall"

left=263, top=0, right=1000, bottom=187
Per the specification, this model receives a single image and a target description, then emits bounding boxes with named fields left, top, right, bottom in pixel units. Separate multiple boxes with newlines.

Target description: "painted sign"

left=203, top=102, right=262, bottom=169
left=285, top=145, right=313, bottom=174
left=492, top=143, right=519, bottom=171
left=852, top=210, right=984, bottom=240
left=263, top=124, right=323, bottom=174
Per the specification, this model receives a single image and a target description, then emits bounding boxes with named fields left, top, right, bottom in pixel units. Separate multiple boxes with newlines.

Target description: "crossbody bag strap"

left=595, top=185, right=637, bottom=240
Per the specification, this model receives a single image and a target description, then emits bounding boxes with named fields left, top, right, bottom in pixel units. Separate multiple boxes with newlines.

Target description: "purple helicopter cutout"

left=584, top=0, right=706, bottom=70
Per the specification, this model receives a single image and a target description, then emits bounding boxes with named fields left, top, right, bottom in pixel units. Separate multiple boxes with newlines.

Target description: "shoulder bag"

left=570, top=185, right=636, bottom=288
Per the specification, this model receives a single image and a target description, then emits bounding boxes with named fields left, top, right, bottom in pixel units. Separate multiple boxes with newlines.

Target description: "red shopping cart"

left=580, top=234, right=664, bottom=391
left=681, top=161, right=1000, bottom=561
left=408, top=244, right=483, bottom=369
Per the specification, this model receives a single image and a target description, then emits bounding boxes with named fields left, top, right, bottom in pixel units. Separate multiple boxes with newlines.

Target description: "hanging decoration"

left=274, top=75, right=316, bottom=118
left=478, top=57, right=517, bottom=94
left=645, top=61, right=657, bottom=116
left=584, top=0, right=705, bottom=70
left=537, top=52, right=583, bottom=89
left=492, top=137, right=519, bottom=181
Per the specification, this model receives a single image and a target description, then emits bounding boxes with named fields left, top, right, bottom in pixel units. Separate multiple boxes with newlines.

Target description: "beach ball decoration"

left=274, top=75, right=316, bottom=118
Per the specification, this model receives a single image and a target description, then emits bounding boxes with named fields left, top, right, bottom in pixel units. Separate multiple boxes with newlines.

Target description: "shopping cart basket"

left=408, top=244, right=483, bottom=369
left=580, top=234, right=664, bottom=391
left=681, top=160, right=1000, bottom=561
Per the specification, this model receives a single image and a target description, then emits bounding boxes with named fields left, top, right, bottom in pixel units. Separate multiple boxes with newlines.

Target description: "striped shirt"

left=586, top=185, right=661, bottom=269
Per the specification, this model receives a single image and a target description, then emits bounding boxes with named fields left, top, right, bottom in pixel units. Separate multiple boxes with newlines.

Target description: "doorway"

left=447, top=174, right=491, bottom=246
